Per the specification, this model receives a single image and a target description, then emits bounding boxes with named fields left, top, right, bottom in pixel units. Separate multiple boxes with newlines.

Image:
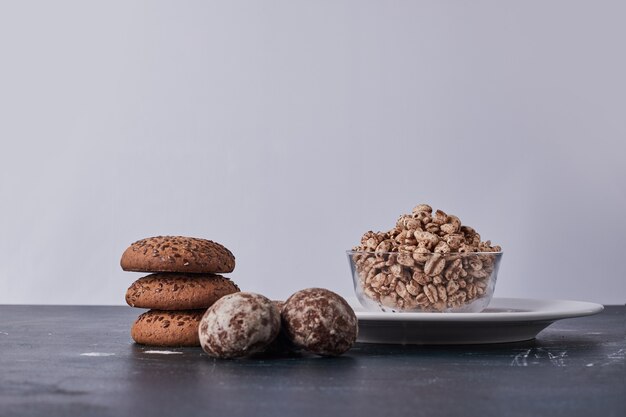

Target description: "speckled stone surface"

left=0, top=305, right=624, bottom=417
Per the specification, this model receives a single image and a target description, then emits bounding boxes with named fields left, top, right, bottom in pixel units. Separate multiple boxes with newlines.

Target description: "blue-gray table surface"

left=1, top=305, right=624, bottom=417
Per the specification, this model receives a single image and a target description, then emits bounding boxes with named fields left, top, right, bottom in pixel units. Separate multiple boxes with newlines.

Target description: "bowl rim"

left=346, top=250, right=503, bottom=256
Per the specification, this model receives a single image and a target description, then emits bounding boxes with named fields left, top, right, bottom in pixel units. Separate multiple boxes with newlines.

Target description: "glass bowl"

left=347, top=250, right=503, bottom=313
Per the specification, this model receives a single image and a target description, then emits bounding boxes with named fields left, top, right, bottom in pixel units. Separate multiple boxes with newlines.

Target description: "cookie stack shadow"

left=120, top=236, right=239, bottom=347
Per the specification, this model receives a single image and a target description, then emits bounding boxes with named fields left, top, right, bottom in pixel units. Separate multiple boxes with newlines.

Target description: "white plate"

left=352, top=297, right=604, bottom=345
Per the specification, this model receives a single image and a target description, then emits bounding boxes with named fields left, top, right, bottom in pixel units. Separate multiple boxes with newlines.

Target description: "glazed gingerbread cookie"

left=198, top=292, right=281, bottom=358
left=282, top=288, right=358, bottom=356
left=121, top=236, right=235, bottom=274
left=125, top=273, right=239, bottom=310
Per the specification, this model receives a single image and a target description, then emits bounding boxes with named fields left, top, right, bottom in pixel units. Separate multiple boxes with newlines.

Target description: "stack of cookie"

left=120, top=236, right=239, bottom=347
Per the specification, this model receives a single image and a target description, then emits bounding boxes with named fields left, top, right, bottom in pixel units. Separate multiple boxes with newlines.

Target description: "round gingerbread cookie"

left=125, top=273, right=239, bottom=310
left=198, top=292, right=281, bottom=358
left=120, top=236, right=235, bottom=274
left=282, top=288, right=358, bottom=356
left=131, top=309, right=204, bottom=347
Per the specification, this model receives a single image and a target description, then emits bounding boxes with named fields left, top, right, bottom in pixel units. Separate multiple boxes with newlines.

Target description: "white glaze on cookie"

left=198, top=292, right=280, bottom=358
left=282, top=288, right=358, bottom=356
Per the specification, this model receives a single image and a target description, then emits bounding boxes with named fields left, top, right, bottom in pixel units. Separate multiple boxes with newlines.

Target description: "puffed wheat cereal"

left=350, top=204, right=501, bottom=312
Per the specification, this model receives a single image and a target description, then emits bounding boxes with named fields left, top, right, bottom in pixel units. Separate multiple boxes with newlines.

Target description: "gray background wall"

left=1, top=0, right=624, bottom=305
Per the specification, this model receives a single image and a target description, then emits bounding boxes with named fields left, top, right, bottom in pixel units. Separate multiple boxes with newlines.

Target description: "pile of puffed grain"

left=351, top=204, right=501, bottom=312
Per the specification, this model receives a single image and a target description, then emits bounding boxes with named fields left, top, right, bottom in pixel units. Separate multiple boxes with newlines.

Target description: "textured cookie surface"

left=126, top=273, right=239, bottom=310
left=199, top=292, right=281, bottom=358
left=282, top=288, right=358, bottom=356
left=121, top=236, right=235, bottom=273
left=131, top=309, right=204, bottom=347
